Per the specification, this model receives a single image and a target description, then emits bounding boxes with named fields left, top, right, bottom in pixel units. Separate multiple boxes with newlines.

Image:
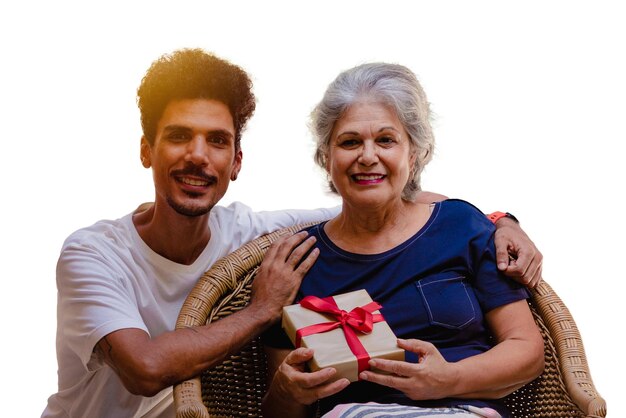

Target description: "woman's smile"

left=351, top=173, right=386, bottom=185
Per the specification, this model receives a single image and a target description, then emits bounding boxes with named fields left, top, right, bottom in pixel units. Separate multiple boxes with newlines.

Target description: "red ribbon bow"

left=295, top=295, right=384, bottom=378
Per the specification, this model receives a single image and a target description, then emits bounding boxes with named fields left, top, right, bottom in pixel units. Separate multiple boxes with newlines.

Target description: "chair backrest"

left=174, top=225, right=606, bottom=418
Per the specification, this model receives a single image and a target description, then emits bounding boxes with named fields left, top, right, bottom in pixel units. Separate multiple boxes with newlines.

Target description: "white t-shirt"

left=42, top=202, right=337, bottom=418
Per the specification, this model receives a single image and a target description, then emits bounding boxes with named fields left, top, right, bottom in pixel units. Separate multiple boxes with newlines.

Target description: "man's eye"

left=167, top=132, right=188, bottom=141
left=209, top=135, right=227, bottom=145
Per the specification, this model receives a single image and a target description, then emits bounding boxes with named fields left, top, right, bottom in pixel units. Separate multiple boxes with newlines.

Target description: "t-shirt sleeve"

left=462, top=205, right=530, bottom=312
left=473, top=233, right=530, bottom=311
left=217, top=202, right=340, bottom=247
left=56, top=240, right=148, bottom=371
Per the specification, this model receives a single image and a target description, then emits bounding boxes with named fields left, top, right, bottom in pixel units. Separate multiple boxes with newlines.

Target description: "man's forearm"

left=99, top=231, right=318, bottom=396
left=98, top=302, right=276, bottom=396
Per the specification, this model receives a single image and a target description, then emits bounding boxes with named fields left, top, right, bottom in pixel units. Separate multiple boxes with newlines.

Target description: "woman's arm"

left=261, top=346, right=349, bottom=418
left=359, top=299, right=544, bottom=400
left=447, top=299, right=545, bottom=398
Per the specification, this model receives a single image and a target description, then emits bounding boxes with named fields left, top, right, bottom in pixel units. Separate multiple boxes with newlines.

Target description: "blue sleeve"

left=446, top=199, right=530, bottom=312
left=472, top=232, right=530, bottom=312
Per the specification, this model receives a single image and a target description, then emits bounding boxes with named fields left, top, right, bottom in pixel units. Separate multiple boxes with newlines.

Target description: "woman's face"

left=327, top=100, right=416, bottom=209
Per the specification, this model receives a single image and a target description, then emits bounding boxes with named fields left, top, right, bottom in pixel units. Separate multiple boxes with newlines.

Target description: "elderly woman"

left=261, top=63, right=544, bottom=418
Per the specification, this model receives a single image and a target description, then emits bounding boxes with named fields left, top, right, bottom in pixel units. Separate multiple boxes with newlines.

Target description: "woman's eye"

left=377, top=136, right=395, bottom=145
left=339, top=139, right=359, bottom=148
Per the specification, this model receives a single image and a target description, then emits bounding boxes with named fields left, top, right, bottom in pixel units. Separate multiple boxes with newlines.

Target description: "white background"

left=1, top=1, right=623, bottom=416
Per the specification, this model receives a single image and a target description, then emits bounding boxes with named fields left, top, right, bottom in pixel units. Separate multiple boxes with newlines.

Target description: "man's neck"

left=132, top=202, right=211, bottom=265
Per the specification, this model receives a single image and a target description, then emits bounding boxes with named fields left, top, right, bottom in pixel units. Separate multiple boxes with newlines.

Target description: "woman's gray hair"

left=310, top=62, right=435, bottom=201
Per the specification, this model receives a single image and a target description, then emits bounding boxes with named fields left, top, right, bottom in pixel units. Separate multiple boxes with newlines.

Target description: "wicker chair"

left=173, top=225, right=607, bottom=418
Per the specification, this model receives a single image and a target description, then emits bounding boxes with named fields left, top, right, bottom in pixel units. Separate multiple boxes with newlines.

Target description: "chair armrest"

left=531, top=281, right=607, bottom=417
left=173, top=224, right=315, bottom=418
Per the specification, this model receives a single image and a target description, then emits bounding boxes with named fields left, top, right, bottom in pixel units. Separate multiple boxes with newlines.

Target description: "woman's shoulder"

left=438, top=199, right=493, bottom=230
left=299, top=221, right=326, bottom=236
left=440, top=198, right=485, bottom=213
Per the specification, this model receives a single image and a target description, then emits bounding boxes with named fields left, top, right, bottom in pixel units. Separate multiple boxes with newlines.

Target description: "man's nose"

left=185, top=136, right=209, bottom=165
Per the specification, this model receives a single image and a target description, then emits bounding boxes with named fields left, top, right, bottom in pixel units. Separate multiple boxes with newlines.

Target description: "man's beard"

left=167, top=163, right=218, bottom=217
left=166, top=195, right=213, bottom=217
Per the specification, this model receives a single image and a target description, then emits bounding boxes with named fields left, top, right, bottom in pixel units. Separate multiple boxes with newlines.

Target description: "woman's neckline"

left=316, top=201, right=441, bottom=260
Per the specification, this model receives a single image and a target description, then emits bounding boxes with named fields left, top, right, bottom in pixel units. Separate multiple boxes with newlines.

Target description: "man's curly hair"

left=137, top=48, right=256, bottom=150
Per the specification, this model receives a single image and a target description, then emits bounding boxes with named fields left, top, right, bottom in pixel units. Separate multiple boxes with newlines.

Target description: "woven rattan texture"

left=200, top=269, right=267, bottom=418
left=504, top=301, right=585, bottom=417
left=174, top=226, right=606, bottom=418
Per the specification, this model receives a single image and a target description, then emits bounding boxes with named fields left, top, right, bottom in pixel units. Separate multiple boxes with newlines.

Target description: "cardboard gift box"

left=282, top=289, right=405, bottom=382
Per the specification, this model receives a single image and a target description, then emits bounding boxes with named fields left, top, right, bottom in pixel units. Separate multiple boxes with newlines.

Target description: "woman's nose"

left=358, top=141, right=378, bottom=165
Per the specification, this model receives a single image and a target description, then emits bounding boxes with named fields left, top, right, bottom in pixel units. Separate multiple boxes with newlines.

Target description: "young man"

left=42, top=49, right=542, bottom=418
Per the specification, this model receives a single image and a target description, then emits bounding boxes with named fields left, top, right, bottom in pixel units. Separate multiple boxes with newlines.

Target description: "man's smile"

left=179, top=177, right=211, bottom=187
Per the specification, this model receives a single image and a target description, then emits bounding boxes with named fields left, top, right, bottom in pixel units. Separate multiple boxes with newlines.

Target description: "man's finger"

left=506, top=250, right=532, bottom=279
left=512, top=251, right=535, bottom=277
left=529, top=251, right=543, bottom=288
left=274, top=231, right=310, bottom=261
left=495, top=244, right=512, bottom=272
left=294, top=247, right=320, bottom=276
left=285, top=235, right=318, bottom=268
left=261, top=232, right=310, bottom=271
left=528, top=262, right=543, bottom=288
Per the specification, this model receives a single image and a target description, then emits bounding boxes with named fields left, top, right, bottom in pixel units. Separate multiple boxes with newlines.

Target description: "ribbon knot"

left=338, top=311, right=349, bottom=326
left=294, top=295, right=385, bottom=378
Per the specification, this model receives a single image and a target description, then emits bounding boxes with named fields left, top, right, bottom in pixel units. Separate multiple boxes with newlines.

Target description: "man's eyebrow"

left=162, top=125, right=234, bottom=138
left=207, top=129, right=235, bottom=139
left=163, top=124, right=192, bottom=133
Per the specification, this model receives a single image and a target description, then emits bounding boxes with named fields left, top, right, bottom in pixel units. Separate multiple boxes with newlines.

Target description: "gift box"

left=282, top=289, right=405, bottom=382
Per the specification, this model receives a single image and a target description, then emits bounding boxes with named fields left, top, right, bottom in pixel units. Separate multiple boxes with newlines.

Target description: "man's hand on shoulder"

left=250, top=231, right=320, bottom=322
left=494, top=218, right=543, bottom=288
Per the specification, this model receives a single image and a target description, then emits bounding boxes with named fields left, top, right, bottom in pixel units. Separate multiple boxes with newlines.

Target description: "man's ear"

left=140, top=136, right=151, bottom=168
left=230, top=150, right=243, bottom=181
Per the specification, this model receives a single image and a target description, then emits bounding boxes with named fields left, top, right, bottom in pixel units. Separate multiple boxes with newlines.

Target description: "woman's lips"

left=352, top=173, right=385, bottom=184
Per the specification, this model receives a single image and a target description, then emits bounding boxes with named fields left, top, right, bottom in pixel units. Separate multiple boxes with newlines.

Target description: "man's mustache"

left=171, top=164, right=217, bottom=184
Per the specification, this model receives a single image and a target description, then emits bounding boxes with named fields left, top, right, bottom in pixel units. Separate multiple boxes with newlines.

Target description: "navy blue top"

left=264, top=199, right=529, bottom=416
